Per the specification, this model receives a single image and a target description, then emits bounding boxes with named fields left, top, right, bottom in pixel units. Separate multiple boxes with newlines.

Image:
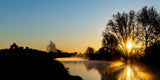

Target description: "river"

left=56, top=57, right=160, bottom=80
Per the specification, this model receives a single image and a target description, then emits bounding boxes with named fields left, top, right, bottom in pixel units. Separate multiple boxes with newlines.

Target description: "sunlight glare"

left=127, top=41, right=132, bottom=49
left=55, top=57, right=87, bottom=61
left=109, top=61, right=124, bottom=67
left=127, top=68, right=130, bottom=76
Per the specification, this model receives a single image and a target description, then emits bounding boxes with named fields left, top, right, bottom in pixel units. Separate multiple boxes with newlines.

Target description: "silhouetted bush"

left=87, top=47, right=122, bottom=61
left=141, top=43, right=160, bottom=65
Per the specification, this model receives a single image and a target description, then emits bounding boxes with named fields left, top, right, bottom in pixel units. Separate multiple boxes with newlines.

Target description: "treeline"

left=0, top=42, right=77, bottom=59
left=84, top=6, right=160, bottom=65
left=84, top=47, right=122, bottom=61
left=46, top=40, right=80, bottom=58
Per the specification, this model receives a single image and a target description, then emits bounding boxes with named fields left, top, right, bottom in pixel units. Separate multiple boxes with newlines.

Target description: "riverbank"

left=0, top=44, right=83, bottom=80
left=0, top=56, right=82, bottom=80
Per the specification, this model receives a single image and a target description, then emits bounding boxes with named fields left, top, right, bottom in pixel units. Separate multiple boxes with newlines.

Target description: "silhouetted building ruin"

left=10, top=43, right=18, bottom=50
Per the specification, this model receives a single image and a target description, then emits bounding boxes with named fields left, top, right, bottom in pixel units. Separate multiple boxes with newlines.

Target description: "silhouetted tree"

left=85, top=47, right=94, bottom=54
left=137, top=6, right=160, bottom=48
left=102, top=32, right=119, bottom=52
left=47, top=40, right=57, bottom=53
left=106, top=10, right=141, bottom=57
left=103, top=6, right=160, bottom=61
left=85, top=47, right=94, bottom=58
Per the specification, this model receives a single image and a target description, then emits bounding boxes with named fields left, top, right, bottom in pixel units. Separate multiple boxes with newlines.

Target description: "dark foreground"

left=0, top=43, right=82, bottom=80
left=0, top=57, right=82, bottom=80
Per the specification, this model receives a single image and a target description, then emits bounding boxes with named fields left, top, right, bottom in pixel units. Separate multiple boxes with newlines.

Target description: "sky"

left=0, top=0, right=160, bottom=53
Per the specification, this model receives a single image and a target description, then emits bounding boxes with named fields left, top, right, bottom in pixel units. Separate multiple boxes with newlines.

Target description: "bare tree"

left=137, top=6, right=160, bottom=48
left=47, top=40, right=57, bottom=53
left=106, top=10, right=141, bottom=56
left=102, top=32, right=119, bottom=51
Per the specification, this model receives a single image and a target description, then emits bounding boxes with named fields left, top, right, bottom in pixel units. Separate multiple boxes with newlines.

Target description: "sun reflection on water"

left=57, top=58, right=159, bottom=80
left=127, top=68, right=130, bottom=77
left=117, top=64, right=155, bottom=80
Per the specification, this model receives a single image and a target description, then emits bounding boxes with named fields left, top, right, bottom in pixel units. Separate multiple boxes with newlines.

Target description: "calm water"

left=56, top=57, right=160, bottom=80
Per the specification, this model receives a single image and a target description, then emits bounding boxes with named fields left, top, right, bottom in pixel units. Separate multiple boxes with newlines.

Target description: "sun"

left=127, top=41, right=132, bottom=49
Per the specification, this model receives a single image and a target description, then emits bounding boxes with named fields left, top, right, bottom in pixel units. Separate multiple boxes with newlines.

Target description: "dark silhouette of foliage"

left=0, top=43, right=76, bottom=59
left=106, top=10, right=141, bottom=57
left=84, top=47, right=95, bottom=58
left=102, top=32, right=119, bottom=52
left=85, top=47, right=94, bottom=54
left=47, top=40, right=57, bottom=53
left=86, top=47, right=122, bottom=61
left=137, top=6, right=160, bottom=48
left=141, top=42, right=160, bottom=65
left=87, top=6, right=160, bottom=64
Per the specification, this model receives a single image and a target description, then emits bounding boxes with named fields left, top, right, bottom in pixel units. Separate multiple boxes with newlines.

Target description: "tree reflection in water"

left=84, top=61, right=159, bottom=80
left=57, top=58, right=160, bottom=80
